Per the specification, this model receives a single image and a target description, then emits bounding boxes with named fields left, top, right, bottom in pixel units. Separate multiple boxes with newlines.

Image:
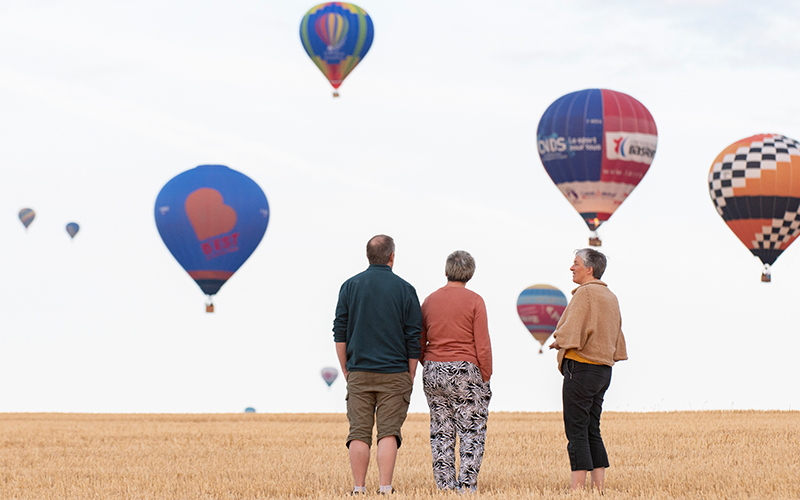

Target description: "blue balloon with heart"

left=155, top=165, right=270, bottom=309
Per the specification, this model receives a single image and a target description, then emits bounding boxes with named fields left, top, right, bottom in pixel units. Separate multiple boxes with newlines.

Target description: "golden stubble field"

left=0, top=411, right=798, bottom=499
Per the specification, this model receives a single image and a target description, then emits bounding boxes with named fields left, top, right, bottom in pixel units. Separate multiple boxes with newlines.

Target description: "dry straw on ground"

left=0, top=411, right=797, bottom=499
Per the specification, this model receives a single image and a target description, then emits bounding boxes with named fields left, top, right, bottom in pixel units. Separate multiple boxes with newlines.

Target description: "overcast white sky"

left=1, top=0, right=799, bottom=413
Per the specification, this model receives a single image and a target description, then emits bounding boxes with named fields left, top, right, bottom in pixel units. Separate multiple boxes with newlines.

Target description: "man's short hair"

left=445, top=250, right=475, bottom=283
left=367, top=235, right=395, bottom=265
left=575, top=248, right=607, bottom=279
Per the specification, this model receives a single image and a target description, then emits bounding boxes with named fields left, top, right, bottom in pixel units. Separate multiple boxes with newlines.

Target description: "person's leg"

left=590, top=467, right=605, bottom=491
left=424, top=361, right=458, bottom=490
left=374, top=372, right=413, bottom=491
left=587, top=366, right=611, bottom=491
left=376, top=435, right=398, bottom=487
left=454, top=362, right=491, bottom=492
left=571, top=470, right=588, bottom=489
left=349, top=440, right=371, bottom=487
left=562, top=359, right=595, bottom=486
left=346, top=372, right=377, bottom=491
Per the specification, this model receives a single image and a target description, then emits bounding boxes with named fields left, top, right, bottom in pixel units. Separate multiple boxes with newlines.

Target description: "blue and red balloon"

left=537, top=89, right=658, bottom=245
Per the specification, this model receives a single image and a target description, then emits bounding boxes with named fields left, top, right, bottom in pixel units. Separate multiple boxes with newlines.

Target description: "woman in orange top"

left=420, top=250, right=492, bottom=493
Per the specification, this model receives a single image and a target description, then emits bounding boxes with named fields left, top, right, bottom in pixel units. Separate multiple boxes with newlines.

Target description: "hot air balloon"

left=155, top=165, right=270, bottom=312
left=321, top=366, right=338, bottom=387
left=19, top=208, right=35, bottom=230
left=537, top=89, right=658, bottom=246
left=244, top=407, right=256, bottom=413
left=708, top=133, right=800, bottom=282
left=517, top=285, right=568, bottom=354
left=300, top=2, right=374, bottom=97
left=66, top=222, right=80, bottom=239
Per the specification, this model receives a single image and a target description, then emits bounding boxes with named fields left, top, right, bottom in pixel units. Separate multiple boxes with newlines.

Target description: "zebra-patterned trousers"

left=422, top=360, right=491, bottom=492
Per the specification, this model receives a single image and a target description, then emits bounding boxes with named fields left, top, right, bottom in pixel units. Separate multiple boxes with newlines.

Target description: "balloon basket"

left=538, top=347, right=543, bottom=354
left=206, top=298, right=215, bottom=313
left=332, top=91, right=340, bottom=98
left=589, top=236, right=602, bottom=247
left=761, top=264, right=771, bottom=283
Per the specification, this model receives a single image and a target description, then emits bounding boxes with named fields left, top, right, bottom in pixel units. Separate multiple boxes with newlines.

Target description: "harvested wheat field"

left=0, top=411, right=797, bottom=499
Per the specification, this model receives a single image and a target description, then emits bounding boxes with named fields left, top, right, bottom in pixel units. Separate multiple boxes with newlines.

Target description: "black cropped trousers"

left=562, top=358, right=612, bottom=471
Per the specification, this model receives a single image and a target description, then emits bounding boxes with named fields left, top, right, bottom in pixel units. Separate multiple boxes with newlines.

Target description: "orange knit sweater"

left=420, top=286, right=493, bottom=382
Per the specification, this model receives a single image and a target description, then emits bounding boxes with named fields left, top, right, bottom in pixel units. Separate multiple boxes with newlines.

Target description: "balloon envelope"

left=244, top=407, right=256, bottom=413
left=321, top=366, right=338, bottom=387
left=66, top=222, right=80, bottom=238
left=708, top=133, right=800, bottom=276
left=300, top=2, right=374, bottom=92
left=19, top=208, right=35, bottom=229
left=154, top=165, right=270, bottom=297
left=517, top=285, right=568, bottom=350
left=537, top=89, right=657, bottom=235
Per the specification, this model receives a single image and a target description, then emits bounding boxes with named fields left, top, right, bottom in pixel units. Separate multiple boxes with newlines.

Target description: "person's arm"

left=473, top=296, right=492, bottom=382
left=336, top=342, right=349, bottom=381
left=333, top=285, right=349, bottom=379
left=419, top=299, right=428, bottom=366
left=404, top=288, right=423, bottom=362
left=405, top=289, right=423, bottom=382
left=332, top=285, right=349, bottom=343
left=549, top=290, right=590, bottom=351
left=614, top=328, right=628, bottom=361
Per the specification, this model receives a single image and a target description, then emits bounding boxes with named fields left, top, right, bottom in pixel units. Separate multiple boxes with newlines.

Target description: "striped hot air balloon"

left=516, top=285, right=568, bottom=354
left=300, top=2, right=374, bottom=97
left=708, top=133, right=800, bottom=282
left=19, top=208, right=35, bottom=230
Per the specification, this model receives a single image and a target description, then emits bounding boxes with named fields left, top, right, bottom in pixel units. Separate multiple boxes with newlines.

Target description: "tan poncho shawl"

left=553, top=280, right=628, bottom=373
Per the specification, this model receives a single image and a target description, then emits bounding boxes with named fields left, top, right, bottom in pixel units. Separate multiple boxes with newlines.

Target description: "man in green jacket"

left=333, top=234, right=422, bottom=495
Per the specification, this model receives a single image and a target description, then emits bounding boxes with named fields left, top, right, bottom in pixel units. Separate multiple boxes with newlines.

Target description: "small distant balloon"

left=244, top=407, right=256, bottom=413
left=517, top=285, right=568, bottom=354
left=300, top=2, right=374, bottom=97
left=155, top=165, right=270, bottom=312
left=321, top=366, right=338, bottom=387
left=19, top=208, right=35, bottom=229
left=66, top=222, right=80, bottom=239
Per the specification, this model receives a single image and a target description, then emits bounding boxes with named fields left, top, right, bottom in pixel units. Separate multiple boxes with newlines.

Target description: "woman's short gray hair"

left=445, top=250, right=475, bottom=283
left=575, top=248, right=607, bottom=279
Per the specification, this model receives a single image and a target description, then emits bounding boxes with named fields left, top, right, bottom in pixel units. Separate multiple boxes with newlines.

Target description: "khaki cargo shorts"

left=346, top=371, right=413, bottom=448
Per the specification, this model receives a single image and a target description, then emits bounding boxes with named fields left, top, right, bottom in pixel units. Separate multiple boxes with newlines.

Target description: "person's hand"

left=343, top=370, right=349, bottom=381
left=549, top=341, right=560, bottom=350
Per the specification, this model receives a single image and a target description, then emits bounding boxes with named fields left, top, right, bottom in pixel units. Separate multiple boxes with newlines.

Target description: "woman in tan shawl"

left=549, top=248, right=627, bottom=492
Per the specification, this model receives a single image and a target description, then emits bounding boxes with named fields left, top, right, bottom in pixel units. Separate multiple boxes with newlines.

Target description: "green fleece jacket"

left=333, top=264, right=422, bottom=373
